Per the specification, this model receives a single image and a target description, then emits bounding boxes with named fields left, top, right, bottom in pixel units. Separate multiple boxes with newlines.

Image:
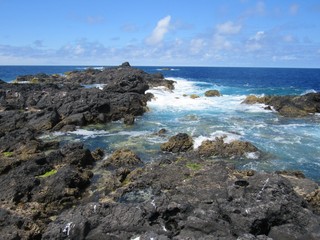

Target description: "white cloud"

left=283, top=35, right=294, bottom=43
left=216, top=21, right=242, bottom=35
left=256, top=1, right=266, bottom=15
left=86, top=16, right=104, bottom=24
left=245, top=31, right=265, bottom=52
left=121, top=23, right=138, bottom=33
left=242, top=1, right=266, bottom=18
left=190, top=38, right=206, bottom=54
left=272, top=55, right=298, bottom=61
left=250, top=31, right=265, bottom=41
left=213, top=34, right=232, bottom=50
left=146, top=15, right=171, bottom=45
left=289, top=4, right=299, bottom=15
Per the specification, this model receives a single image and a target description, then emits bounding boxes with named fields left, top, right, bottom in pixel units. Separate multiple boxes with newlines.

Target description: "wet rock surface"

left=205, top=89, right=222, bottom=97
left=198, top=136, right=260, bottom=159
left=160, top=133, right=194, bottom=153
left=242, top=93, right=320, bottom=117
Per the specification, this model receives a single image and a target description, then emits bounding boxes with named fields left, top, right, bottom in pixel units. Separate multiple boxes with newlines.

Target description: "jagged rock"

left=120, top=61, right=131, bottom=67
left=205, top=89, right=221, bottom=97
left=123, top=114, right=135, bottom=125
left=242, top=95, right=268, bottom=104
left=42, top=160, right=320, bottom=239
left=104, top=149, right=143, bottom=168
left=158, top=128, right=167, bottom=135
left=198, top=137, right=260, bottom=159
left=160, top=133, right=193, bottom=153
left=306, top=189, right=320, bottom=214
left=0, top=208, right=42, bottom=240
left=91, top=148, right=104, bottom=160
left=276, top=170, right=305, bottom=179
left=60, top=142, right=95, bottom=168
left=242, top=93, right=320, bottom=117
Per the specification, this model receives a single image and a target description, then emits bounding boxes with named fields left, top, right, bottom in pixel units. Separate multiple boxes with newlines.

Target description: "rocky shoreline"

left=0, top=63, right=319, bottom=239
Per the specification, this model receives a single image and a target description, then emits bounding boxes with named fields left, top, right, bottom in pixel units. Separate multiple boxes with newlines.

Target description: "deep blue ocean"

left=1, top=65, right=320, bottom=181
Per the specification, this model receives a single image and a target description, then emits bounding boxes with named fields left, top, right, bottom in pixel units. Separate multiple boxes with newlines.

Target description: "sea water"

left=1, top=66, right=320, bottom=181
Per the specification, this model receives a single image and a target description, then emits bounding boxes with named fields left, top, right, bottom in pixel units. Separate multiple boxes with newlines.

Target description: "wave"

left=193, top=130, right=242, bottom=149
left=156, top=68, right=180, bottom=71
left=301, top=89, right=317, bottom=95
left=82, top=84, right=106, bottom=90
left=147, top=78, right=269, bottom=113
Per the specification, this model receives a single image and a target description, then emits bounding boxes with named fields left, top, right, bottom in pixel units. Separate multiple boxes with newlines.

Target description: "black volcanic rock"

left=42, top=160, right=320, bottom=239
left=161, top=133, right=194, bottom=153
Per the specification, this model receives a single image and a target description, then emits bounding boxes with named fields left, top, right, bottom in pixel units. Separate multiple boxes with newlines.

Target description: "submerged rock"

left=190, top=94, right=200, bottom=99
left=205, top=89, right=221, bottom=97
left=160, top=133, right=194, bottom=153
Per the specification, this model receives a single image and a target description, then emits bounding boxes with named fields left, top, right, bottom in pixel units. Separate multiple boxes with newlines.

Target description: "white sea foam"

left=147, top=78, right=269, bottom=113
left=83, top=84, right=106, bottom=90
left=301, top=89, right=317, bottom=95
left=244, top=152, right=261, bottom=159
left=68, top=129, right=109, bottom=139
left=193, top=131, right=242, bottom=149
left=108, top=130, right=151, bottom=137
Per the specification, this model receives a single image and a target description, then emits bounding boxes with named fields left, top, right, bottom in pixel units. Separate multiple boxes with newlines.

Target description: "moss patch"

left=186, top=163, right=202, bottom=171
left=3, top=152, right=13, bottom=157
left=36, top=169, right=57, bottom=178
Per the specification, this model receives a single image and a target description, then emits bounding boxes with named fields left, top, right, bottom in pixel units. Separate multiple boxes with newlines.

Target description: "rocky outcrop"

left=15, top=62, right=175, bottom=91
left=198, top=137, right=260, bottom=159
left=205, top=89, right=221, bottom=97
left=160, top=133, right=194, bottom=153
left=42, top=159, right=320, bottom=239
left=103, top=149, right=143, bottom=169
left=242, top=93, right=320, bottom=117
left=0, top=142, right=95, bottom=239
left=0, top=63, right=171, bottom=158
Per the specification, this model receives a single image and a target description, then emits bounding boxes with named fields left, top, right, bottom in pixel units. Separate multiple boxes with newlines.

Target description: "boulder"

left=242, top=95, right=268, bottom=104
left=190, top=94, right=200, bottom=99
left=205, top=89, right=221, bottom=97
left=123, top=114, right=135, bottom=125
left=160, top=133, right=193, bottom=153
left=60, top=142, right=95, bottom=168
left=198, top=137, right=260, bottom=159
left=104, top=149, right=143, bottom=168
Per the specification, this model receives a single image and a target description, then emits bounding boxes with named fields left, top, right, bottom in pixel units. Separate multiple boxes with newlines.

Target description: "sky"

left=0, top=0, right=319, bottom=67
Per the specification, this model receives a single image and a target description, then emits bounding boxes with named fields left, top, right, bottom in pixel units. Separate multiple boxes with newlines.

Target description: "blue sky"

left=0, top=0, right=319, bottom=67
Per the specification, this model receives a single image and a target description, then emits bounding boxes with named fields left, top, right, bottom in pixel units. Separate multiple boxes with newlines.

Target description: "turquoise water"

left=1, top=66, right=320, bottom=181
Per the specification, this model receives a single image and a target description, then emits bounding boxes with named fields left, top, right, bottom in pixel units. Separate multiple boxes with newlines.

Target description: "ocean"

left=1, top=65, right=320, bottom=181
